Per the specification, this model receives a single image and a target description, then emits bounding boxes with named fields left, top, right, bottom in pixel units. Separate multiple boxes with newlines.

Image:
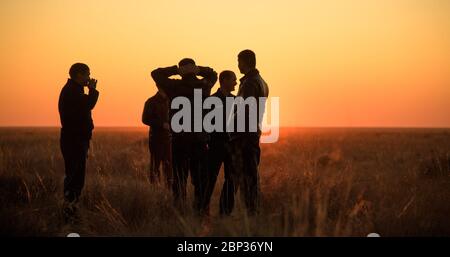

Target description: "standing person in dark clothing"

left=230, top=50, right=269, bottom=215
left=142, top=88, right=172, bottom=188
left=58, top=63, right=99, bottom=220
left=205, top=70, right=237, bottom=216
left=151, top=59, right=217, bottom=215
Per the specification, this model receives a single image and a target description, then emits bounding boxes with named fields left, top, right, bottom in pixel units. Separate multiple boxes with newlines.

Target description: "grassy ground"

left=0, top=127, right=449, bottom=236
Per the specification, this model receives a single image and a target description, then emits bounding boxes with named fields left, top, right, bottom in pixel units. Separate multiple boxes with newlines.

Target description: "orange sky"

left=0, top=0, right=449, bottom=127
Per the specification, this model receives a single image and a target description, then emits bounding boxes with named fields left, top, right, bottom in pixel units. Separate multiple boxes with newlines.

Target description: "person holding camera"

left=58, top=63, right=99, bottom=221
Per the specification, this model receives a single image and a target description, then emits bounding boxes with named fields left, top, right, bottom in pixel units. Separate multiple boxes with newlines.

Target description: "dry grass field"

left=0, top=127, right=449, bottom=236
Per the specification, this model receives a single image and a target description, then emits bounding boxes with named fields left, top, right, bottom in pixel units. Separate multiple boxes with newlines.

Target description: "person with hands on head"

left=151, top=58, right=217, bottom=216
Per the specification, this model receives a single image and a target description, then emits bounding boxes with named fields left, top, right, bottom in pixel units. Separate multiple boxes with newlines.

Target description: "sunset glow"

left=1, top=0, right=449, bottom=127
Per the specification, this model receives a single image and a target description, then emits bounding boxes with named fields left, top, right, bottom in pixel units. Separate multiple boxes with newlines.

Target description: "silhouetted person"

left=205, top=71, right=237, bottom=216
left=142, top=88, right=172, bottom=188
left=151, top=58, right=217, bottom=215
left=229, top=50, right=269, bottom=215
left=58, top=63, right=99, bottom=220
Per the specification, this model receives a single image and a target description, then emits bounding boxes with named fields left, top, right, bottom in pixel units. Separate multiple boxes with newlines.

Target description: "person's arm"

left=59, top=86, right=89, bottom=130
left=142, top=99, right=152, bottom=126
left=151, top=66, right=179, bottom=95
left=142, top=99, right=163, bottom=128
left=240, top=79, right=260, bottom=133
left=58, top=86, right=71, bottom=126
left=142, top=99, right=159, bottom=127
left=197, top=66, right=218, bottom=90
left=87, top=87, right=99, bottom=110
left=85, top=78, right=99, bottom=110
left=241, top=78, right=258, bottom=98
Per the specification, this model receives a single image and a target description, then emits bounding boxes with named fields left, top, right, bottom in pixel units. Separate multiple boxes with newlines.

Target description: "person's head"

left=69, top=63, right=90, bottom=86
left=178, top=58, right=197, bottom=78
left=219, top=70, right=237, bottom=95
left=238, top=49, right=256, bottom=74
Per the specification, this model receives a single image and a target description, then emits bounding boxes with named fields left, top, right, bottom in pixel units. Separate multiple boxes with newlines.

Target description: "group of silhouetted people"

left=58, top=50, right=269, bottom=222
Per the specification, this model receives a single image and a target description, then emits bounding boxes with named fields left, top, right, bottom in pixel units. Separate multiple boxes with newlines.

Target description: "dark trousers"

left=172, top=136, right=210, bottom=214
left=149, top=135, right=172, bottom=188
left=149, top=151, right=172, bottom=187
left=172, top=136, right=189, bottom=204
left=230, top=134, right=261, bottom=215
left=207, top=140, right=235, bottom=215
left=60, top=135, right=89, bottom=203
left=190, top=141, right=210, bottom=214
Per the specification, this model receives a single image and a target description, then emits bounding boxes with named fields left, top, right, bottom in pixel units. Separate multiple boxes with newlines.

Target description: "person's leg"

left=205, top=142, right=224, bottom=213
left=220, top=144, right=236, bottom=215
left=190, top=141, right=209, bottom=215
left=61, top=136, right=77, bottom=202
left=71, top=140, right=89, bottom=199
left=242, top=135, right=261, bottom=215
left=172, top=138, right=189, bottom=207
left=229, top=139, right=244, bottom=211
left=172, top=162, right=188, bottom=203
left=162, top=158, right=172, bottom=190
left=149, top=153, right=160, bottom=184
left=162, top=137, right=173, bottom=189
left=60, top=137, right=88, bottom=223
left=149, top=136, right=163, bottom=183
left=61, top=137, right=89, bottom=202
